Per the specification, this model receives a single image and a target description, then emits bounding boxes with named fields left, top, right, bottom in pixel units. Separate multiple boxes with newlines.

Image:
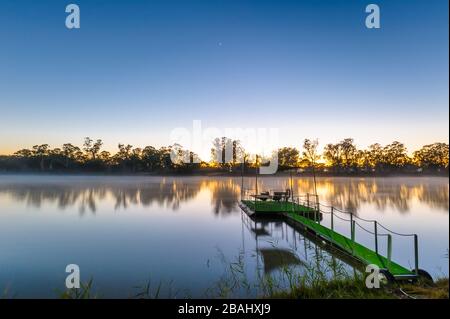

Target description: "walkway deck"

left=240, top=200, right=320, bottom=219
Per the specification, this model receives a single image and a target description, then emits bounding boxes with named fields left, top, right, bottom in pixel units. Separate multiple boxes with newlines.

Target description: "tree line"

left=0, top=137, right=448, bottom=174
left=278, top=138, right=448, bottom=174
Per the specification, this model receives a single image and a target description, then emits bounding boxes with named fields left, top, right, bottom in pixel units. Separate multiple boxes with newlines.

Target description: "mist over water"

left=0, top=175, right=448, bottom=297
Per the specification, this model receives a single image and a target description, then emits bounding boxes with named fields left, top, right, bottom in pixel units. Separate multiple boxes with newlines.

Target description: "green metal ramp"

left=285, top=211, right=413, bottom=277
left=240, top=197, right=423, bottom=280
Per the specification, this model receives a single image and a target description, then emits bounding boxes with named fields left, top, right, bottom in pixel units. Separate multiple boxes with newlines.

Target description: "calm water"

left=0, top=175, right=448, bottom=298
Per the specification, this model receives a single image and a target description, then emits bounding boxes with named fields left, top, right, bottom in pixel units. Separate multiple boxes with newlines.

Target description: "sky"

left=0, top=0, right=448, bottom=159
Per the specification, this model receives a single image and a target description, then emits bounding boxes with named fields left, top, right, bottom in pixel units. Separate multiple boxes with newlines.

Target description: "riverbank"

left=270, top=277, right=449, bottom=299
left=0, top=171, right=448, bottom=177
left=55, top=276, right=449, bottom=299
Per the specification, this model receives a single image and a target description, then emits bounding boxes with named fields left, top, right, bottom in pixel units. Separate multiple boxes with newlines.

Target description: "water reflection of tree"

left=0, top=180, right=202, bottom=215
left=207, top=179, right=241, bottom=215
left=0, top=185, right=105, bottom=214
left=254, top=177, right=449, bottom=214
left=0, top=177, right=447, bottom=216
left=0, top=178, right=242, bottom=216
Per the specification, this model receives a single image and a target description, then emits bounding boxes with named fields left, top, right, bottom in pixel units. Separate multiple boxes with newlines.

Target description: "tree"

left=129, top=147, right=142, bottom=172
left=340, top=138, right=358, bottom=170
left=356, top=149, right=370, bottom=171
left=383, top=141, right=408, bottom=168
left=413, top=143, right=449, bottom=169
left=367, top=143, right=384, bottom=170
left=98, top=151, right=111, bottom=162
left=13, top=148, right=33, bottom=170
left=302, top=139, right=320, bottom=195
left=14, top=148, right=33, bottom=158
left=32, top=144, right=50, bottom=171
left=170, top=144, right=185, bottom=167
left=115, top=143, right=133, bottom=170
left=62, top=143, right=80, bottom=159
left=48, top=147, right=64, bottom=170
left=159, top=146, right=173, bottom=170
left=62, top=143, right=82, bottom=168
left=1, top=138, right=449, bottom=175
left=302, top=139, right=320, bottom=167
left=83, top=137, right=103, bottom=160
left=211, top=137, right=235, bottom=169
left=323, top=143, right=342, bottom=171
left=322, top=139, right=359, bottom=172
left=278, top=147, right=299, bottom=169
left=142, top=146, right=161, bottom=171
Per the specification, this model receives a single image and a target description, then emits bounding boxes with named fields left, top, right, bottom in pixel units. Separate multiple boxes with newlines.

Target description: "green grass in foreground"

left=270, top=277, right=449, bottom=299
left=56, top=276, right=448, bottom=299
left=399, top=277, right=449, bottom=299
left=270, top=277, right=394, bottom=299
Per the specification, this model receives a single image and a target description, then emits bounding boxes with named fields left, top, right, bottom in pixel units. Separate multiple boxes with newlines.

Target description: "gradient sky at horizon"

left=0, top=0, right=448, bottom=158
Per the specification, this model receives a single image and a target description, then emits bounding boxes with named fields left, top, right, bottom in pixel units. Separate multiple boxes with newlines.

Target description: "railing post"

left=387, top=234, right=392, bottom=267
left=351, top=220, right=355, bottom=242
left=255, top=163, right=258, bottom=212
left=316, top=199, right=320, bottom=224
left=414, top=234, right=419, bottom=275
left=374, top=221, right=378, bottom=254
left=306, top=193, right=310, bottom=208
left=317, top=204, right=320, bottom=225
left=350, top=213, right=354, bottom=241
left=330, top=207, right=334, bottom=231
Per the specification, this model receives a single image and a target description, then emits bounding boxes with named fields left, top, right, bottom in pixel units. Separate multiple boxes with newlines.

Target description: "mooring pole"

left=374, top=221, right=379, bottom=254
left=414, top=234, right=419, bottom=275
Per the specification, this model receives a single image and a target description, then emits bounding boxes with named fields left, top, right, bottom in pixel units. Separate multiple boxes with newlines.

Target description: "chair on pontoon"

left=273, top=189, right=291, bottom=202
left=272, top=192, right=283, bottom=201
left=258, top=191, right=270, bottom=201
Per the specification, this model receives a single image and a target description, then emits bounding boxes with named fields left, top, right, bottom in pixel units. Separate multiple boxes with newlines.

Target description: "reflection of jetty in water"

left=240, top=212, right=356, bottom=277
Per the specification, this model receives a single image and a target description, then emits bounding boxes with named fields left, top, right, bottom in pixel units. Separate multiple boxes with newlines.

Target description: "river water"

left=0, top=175, right=447, bottom=298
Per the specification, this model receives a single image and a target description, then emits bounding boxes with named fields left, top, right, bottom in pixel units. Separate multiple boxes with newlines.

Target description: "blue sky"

left=0, top=0, right=448, bottom=155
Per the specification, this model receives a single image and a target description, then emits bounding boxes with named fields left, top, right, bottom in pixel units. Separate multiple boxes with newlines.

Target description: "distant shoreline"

left=0, top=171, right=448, bottom=178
